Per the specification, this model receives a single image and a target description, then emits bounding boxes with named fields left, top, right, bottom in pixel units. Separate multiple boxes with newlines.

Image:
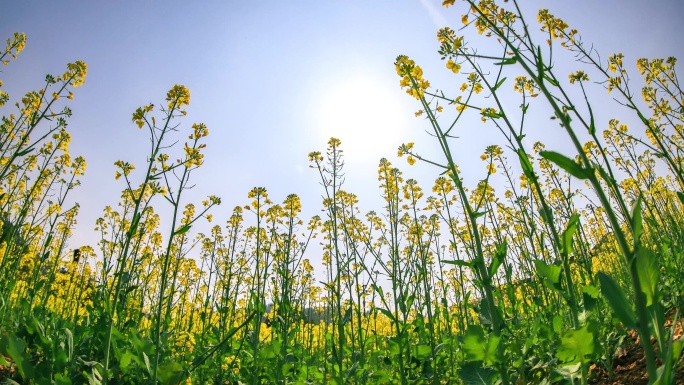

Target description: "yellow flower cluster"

left=184, top=123, right=208, bottom=168
left=446, top=59, right=461, bottom=74
left=132, top=103, right=154, bottom=128
left=637, top=57, right=679, bottom=121
left=607, top=53, right=624, bottom=74
left=166, top=84, right=191, bottom=112
left=62, top=61, right=88, bottom=88
left=20, top=91, right=42, bottom=116
left=568, top=71, right=589, bottom=84
left=190, top=122, right=208, bottom=140
left=537, top=9, right=569, bottom=40
left=114, top=160, right=135, bottom=180
left=395, top=55, right=430, bottom=100
left=637, top=57, right=677, bottom=84
left=3, top=32, right=27, bottom=65
left=606, top=54, right=625, bottom=93
left=308, top=151, right=323, bottom=166
left=472, top=0, right=515, bottom=35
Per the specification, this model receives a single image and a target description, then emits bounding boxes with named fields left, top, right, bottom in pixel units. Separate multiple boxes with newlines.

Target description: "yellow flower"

left=446, top=59, right=461, bottom=74
left=166, top=84, right=190, bottom=110
left=473, top=83, right=483, bottom=94
left=568, top=71, right=589, bottom=84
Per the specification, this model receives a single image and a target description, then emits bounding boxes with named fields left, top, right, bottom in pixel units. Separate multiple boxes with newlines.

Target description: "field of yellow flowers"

left=1, top=1, right=683, bottom=384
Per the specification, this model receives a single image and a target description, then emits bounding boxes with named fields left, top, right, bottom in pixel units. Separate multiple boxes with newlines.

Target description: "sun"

left=313, top=75, right=411, bottom=164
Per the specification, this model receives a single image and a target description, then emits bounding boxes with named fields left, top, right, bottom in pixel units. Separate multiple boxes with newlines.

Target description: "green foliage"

left=1, top=1, right=684, bottom=384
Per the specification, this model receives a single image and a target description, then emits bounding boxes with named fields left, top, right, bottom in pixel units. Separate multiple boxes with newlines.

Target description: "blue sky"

left=2, top=1, right=683, bottom=253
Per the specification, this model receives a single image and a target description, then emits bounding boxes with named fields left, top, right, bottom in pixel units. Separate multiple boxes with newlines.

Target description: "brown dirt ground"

left=589, top=316, right=684, bottom=385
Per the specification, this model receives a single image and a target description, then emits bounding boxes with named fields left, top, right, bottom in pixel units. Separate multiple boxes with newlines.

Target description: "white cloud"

left=418, top=0, right=449, bottom=28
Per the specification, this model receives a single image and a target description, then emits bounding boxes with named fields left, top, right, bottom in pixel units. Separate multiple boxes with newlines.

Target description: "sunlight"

left=314, top=75, right=410, bottom=163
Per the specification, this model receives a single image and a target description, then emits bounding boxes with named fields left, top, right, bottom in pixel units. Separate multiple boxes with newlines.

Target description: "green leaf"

left=635, top=247, right=659, bottom=307
left=64, top=328, right=73, bottom=363
left=543, top=74, right=559, bottom=87
left=596, top=166, right=618, bottom=190
left=557, top=324, right=598, bottom=364
left=370, top=370, right=391, bottom=383
left=281, top=362, right=294, bottom=377
left=260, top=343, right=277, bottom=359
left=587, top=102, right=596, bottom=135
left=174, top=224, right=191, bottom=236
left=15, top=147, right=34, bottom=157
left=654, top=334, right=683, bottom=385
left=463, top=326, right=500, bottom=365
left=539, top=151, right=593, bottom=180
left=463, top=325, right=486, bottom=362
left=54, top=373, right=72, bottom=385
left=552, top=315, right=564, bottom=334
left=472, top=210, right=488, bottom=219
left=488, top=241, right=507, bottom=278
left=156, top=362, right=184, bottom=385
left=412, top=344, right=432, bottom=361
left=442, top=259, right=471, bottom=268
left=561, top=214, right=580, bottom=257
left=493, top=57, right=517, bottom=66
left=458, top=362, right=497, bottom=385
left=5, top=335, right=34, bottom=379
left=597, top=272, right=637, bottom=328
left=677, top=191, right=684, bottom=206
left=142, top=352, right=152, bottom=376
left=631, top=194, right=643, bottom=244
left=556, top=362, right=582, bottom=383
left=126, top=212, right=141, bottom=238
left=538, top=206, right=553, bottom=225
left=481, top=110, right=503, bottom=119
left=536, top=46, right=545, bottom=77
left=517, top=149, right=537, bottom=182
left=582, top=285, right=599, bottom=312
left=377, top=308, right=396, bottom=322
left=87, top=367, right=102, bottom=385
left=387, top=337, right=401, bottom=357
left=120, top=350, right=135, bottom=370
left=492, top=77, right=507, bottom=91
left=0, top=354, right=9, bottom=367
left=637, top=110, right=651, bottom=127
left=535, top=260, right=562, bottom=291
left=484, top=334, right=501, bottom=365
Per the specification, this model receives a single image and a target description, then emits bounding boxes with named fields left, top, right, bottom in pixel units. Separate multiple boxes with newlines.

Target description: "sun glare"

left=314, top=75, right=410, bottom=163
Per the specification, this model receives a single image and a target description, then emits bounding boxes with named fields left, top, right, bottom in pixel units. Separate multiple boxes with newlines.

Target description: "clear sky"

left=2, top=1, right=683, bottom=254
